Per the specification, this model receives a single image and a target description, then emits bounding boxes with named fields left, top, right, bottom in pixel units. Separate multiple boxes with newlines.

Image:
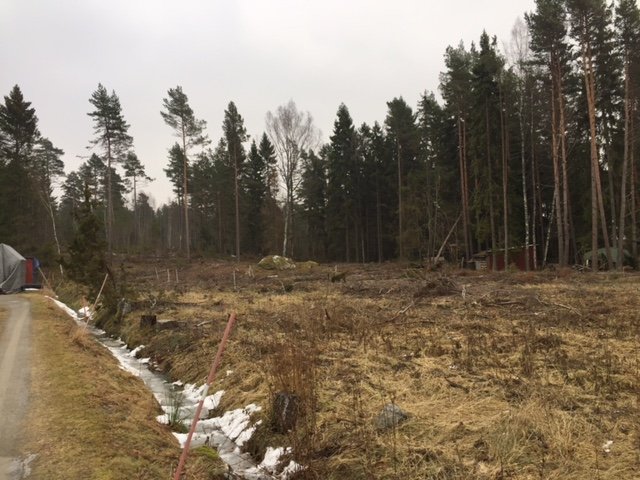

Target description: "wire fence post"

left=172, top=312, right=238, bottom=480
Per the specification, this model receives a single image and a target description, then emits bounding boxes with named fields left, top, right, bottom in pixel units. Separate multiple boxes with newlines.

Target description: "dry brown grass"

left=23, top=295, right=226, bottom=479
left=112, top=259, right=640, bottom=479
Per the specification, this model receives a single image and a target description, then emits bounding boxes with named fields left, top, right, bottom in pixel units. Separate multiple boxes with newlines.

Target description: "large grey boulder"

left=375, top=403, right=408, bottom=430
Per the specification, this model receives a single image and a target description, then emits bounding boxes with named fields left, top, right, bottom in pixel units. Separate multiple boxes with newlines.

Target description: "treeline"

left=1, top=0, right=639, bottom=270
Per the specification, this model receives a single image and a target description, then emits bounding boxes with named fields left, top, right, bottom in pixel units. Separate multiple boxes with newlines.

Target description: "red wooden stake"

left=172, top=312, right=238, bottom=480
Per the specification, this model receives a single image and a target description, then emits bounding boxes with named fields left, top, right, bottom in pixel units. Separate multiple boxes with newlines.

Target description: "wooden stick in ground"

left=172, top=312, right=238, bottom=480
left=37, top=267, right=54, bottom=292
left=435, top=213, right=461, bottom=262
left=91, top=273, right=109, bottom=314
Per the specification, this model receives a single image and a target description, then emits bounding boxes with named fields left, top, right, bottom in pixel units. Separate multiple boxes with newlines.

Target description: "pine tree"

left=31, top=137, right=65, bottom=270
left=161, top=86, right=208, bottom=260
left=567, top=0, right=614, bottom=269
left=440, top=42, right=475, bottom=260
left=527, top=0, right=573, bottom=266
left=88, top=84, right=132, bottom=257
left=616, top=0, right=640, bottom=261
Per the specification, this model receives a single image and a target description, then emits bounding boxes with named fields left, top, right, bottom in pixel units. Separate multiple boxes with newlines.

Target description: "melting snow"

left=47, top=296, right=301, bottom=479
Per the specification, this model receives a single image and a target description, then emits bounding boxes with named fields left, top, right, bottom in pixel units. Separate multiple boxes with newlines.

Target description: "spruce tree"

left=65, top=185, right=108, bottom=298
left=384, top=97, right=418, bottom=259
left=326, top=104, right=356, bottom=261
left=300, top=149, right=327, bottom=260
left=258, top=133, right=280, bottom=253
left=0, top=85, right=40, bottom=250
left=123, top=152, right=151, bottom=246
left=243, top=140, right=269, bottom=254
left=222, top=101, right=248, bottom=261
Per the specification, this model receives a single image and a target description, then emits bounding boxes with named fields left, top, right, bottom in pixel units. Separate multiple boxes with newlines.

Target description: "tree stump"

left=140, top=314, right=157, bottom=328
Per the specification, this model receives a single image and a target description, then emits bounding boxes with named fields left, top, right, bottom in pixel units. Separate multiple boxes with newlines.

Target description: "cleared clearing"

left=96, top=259, right=640, bottom=479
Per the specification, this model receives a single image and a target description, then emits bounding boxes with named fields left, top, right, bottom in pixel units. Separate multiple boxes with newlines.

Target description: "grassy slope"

left=24, top=294, right=224, bottom=480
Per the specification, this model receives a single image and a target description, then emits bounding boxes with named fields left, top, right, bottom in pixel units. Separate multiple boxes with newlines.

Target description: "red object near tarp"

left=22, top=257, right=41, bottom=288
left=25, top=258, right=34, bottom=284
left=486, top=245, right=536, bottom=271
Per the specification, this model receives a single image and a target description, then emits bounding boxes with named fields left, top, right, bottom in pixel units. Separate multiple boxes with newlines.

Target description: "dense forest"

left=1, top=0, right=639, bottom=271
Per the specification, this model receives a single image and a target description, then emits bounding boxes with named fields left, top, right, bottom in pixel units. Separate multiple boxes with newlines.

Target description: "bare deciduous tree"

left=265, top=101, right=319, bottom=257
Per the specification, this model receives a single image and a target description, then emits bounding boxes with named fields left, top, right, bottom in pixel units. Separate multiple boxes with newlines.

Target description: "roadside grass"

left=0, top=305, right=5, bottom=339
left=23, top=295, right=225, bottom=480
left=105, top=259, right=640, bottom=479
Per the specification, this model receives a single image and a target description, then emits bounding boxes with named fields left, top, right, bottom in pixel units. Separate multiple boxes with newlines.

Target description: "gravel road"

left=0, top=296, right=31, bottom=480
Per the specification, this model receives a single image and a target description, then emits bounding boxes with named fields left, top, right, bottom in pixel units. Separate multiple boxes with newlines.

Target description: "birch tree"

left=265, top=100, right=319, bottom=257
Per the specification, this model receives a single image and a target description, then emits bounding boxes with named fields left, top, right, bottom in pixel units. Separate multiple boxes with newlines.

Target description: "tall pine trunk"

left=519, top=81, right=530, bottom=270
left=500, top=90, right=509, bottom=270
left=618, top=60, right=631, bottom=270
left=486, top=105, right=497, bottom=264
left=233, top=142, right=240, bottom=262
left=397, top=142, right=403, bottom=259
left=458, top=117, right=471, bottom=262
left=583, top=41, right=613, bottom=269
left=550, top=67, right=565, bottom=265
left=181, top=127, right=191, bottom=260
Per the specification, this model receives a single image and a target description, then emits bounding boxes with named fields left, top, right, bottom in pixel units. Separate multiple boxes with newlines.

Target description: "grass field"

left=23, top=294, right=226, bottom=480
left=88, top=259, right=640, bottom=479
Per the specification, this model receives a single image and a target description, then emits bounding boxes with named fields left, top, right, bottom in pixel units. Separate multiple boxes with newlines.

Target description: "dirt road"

left=0, top=296, right=31, bottom=480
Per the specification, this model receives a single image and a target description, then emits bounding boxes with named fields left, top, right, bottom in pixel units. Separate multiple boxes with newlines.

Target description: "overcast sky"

left=1, top=0, right=536, bottom=206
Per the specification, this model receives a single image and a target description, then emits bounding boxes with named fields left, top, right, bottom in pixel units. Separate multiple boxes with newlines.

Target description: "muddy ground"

left=91, top=258, right=640, bottom=479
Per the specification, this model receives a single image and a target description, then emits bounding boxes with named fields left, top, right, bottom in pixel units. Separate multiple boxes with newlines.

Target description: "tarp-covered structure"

left=0, top=243, right=27, bottom=293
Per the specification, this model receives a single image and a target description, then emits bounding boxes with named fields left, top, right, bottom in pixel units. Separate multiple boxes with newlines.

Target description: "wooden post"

left=172, top=312, right=238, bottom=480
left=91, top=273, right=109, bottom=314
